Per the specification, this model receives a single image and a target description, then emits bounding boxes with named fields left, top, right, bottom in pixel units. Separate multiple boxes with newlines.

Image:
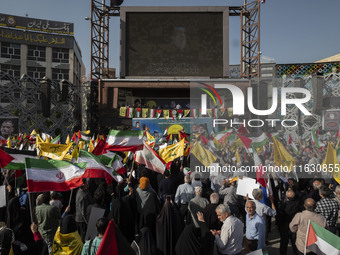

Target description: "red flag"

left=0, top=148, right=14, bottom=168
left=179, top=131, right=187, bottom=141
left=237, top=124, right=249, bottom=134
left=96, top=220, right=118, bottom=255
left=316, top=129, right=319, bottom=136
left=198, top=134, right=209, bottom=145
left=236, top=134, right=252, bottom=149
left=336, top=129, right=339, bottom=138
left=92, top=139, right=106, bottom=156
left=77, top=130, right=81, bottom=140
left=288, top=134, right=292, bottom=144
left=71, top=132, right=77, bottom=142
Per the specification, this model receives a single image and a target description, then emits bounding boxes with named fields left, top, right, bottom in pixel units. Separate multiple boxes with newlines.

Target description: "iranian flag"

left=254, top=151, right=267, bottom=187
left=312, top=130, right=325, bottom=149
left=100, top=151, right=127, bottom=175
left=135, top=141, right=166, bottom=174
left=306, top=220, right=340, bottom=255
left=105, top=130, right=144, bottom=152
left=250, top=132, right=268, bottom=148
left=78, top=150, right=123, bottom=183
left=25, top=158, right=87, bottom=192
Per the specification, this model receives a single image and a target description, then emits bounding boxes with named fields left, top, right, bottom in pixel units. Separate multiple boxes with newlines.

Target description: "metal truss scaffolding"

left=240, top=0, right=260, bottom=78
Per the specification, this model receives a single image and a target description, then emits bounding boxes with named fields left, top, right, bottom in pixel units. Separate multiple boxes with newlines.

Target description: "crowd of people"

left=0, top=129, right=339, bottom=255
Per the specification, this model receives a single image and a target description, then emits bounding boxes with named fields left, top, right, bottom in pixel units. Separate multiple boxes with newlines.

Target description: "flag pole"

left=27, top=191, right=34, bottom=223
left=68, top=188, right=74, bottom=206
left=304, top=220, right=311, bottom=255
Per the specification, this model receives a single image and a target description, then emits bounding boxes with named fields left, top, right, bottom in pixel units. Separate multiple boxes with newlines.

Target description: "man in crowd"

left=219, top=179, right=240, bottom=217
left=174, top=175, right=194, bottom=224
left=244, top=200, right=266, bottom=254
left=315, top=186, right=338, bottom=234
left=211, top=204, right=243, bottom=255
left=35, top=192, right=60, bottom=253
left=277, top=190, right=300, bottom=255
left=188, top=186, right=209, bottom=228
left=76, top=179, right=93, bottom=242
left=290, top=198, right=326, bottom=255
left=203, top=193, right=222, bottom=230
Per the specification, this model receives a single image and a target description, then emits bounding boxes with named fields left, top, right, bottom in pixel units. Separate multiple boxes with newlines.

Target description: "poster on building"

left=132, top=118, right=212, bottom=142
left=0, top=117, right=19, bottom=139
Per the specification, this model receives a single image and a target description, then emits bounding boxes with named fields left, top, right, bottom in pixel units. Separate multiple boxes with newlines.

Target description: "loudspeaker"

left=322, top=110, right=340, bottom=131
left=40, top=78, right=51, bottom=117
left=311, top=75, right=324, bottom=114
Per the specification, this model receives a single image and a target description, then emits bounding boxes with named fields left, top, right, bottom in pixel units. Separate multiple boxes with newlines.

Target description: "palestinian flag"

left=237, top=134, right=252, bottom=149
left=135, top=141, right=166, bottom=174
left=291, top=142, right=299, bottom=155
left=312, top=130, right=325, bottom=149
left=2, top=147, right=37, bottom=170
left=250, top=132, right=268, bottom=148
left=0, top=148, right=14, bottom=168
left=306, top=220, right=340, bottom=255
left=78, top=150, right=123, bottom=184
left=25, top=158, right=87, bottom=192
left=105, top=130, right=144, bottom=152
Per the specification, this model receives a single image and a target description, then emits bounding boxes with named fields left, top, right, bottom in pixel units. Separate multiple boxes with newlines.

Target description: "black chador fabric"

left=175, top=224, right=200, bottom=255
left=156, top=199, right=183, bottom=255
left=114, top=223, right=136, bottom=255
left=109, top=183, right=136, bottom=243
left=5, top=197, right=34, bottom=246
left=136, top=227, right=157, bottom=255
left=139, top=192, right=160, bottom=241
left=60, top=215, right=77, bottom=234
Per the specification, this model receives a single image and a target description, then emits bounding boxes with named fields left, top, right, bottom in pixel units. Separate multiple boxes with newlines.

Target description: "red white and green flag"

left=135, top=141, right=166, bottom=174
left=312, top=130, right=325, bottom=149
left=250, top=132, right=268, bottom=148
left=105, top=130, right=144, bottom=152
left=100, top=150, right=127, bottom=175
left=306, top=220, right=340, bottom=255
left=25, top=158, right=87, bottom=192
left=2, top=147, right=37, bottom=170
left=78, top=150, right=123, bottom=183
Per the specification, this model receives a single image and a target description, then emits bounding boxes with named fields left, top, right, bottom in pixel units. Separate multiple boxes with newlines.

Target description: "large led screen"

left=121, top=7, right=229, bottom=77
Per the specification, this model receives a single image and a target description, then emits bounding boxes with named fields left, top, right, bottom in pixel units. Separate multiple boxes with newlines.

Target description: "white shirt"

left=215, top=216, right=244, bottom=254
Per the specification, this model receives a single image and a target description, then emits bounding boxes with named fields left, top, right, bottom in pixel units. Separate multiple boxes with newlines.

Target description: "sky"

left=2, top=0, right=340, bottom=77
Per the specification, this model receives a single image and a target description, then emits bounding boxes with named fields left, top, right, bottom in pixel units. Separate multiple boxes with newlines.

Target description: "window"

left=1, top=42, right=20, bottom=59
left=52, top=48, right=69, bottom=63
left=0, top=64, right=20, bottom=78
left=27, top=46, right=46, bottom=61
left=27, top=67, right=46, bottom=79
left=52, top=68, right=69, bottom=80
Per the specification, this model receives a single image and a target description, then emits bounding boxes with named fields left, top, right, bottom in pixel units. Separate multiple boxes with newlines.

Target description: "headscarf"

left=60, top=215, right=77, bottom=234
left=139, top=177, right=150, bottom=190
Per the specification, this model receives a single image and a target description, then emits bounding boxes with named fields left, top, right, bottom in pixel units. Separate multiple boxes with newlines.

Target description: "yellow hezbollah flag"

left=322, top=143, right=340, bottom=184
left=36, top=135, right=44, bottom=145
left=65, top=135, right=71, bottom=145
left=71, top=144, right=79, bottom=162
left=89, top=140, right=94, bottom=153
left=119, top=106, right=127, bottom=117
left=163, top=110, right=170, bottom=119
left=159, top=139, right=185, bottom=163
left=146, top=131, right=156, bottom=147
left=190, top=142, right=217, bottom=167
left=38, top=143, right=72, bottom=160
left=52, top=227, right=83, bottom=255
left=235, top=149, right=241, bottom=163
left=273, top=136, right=295, bottom=170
